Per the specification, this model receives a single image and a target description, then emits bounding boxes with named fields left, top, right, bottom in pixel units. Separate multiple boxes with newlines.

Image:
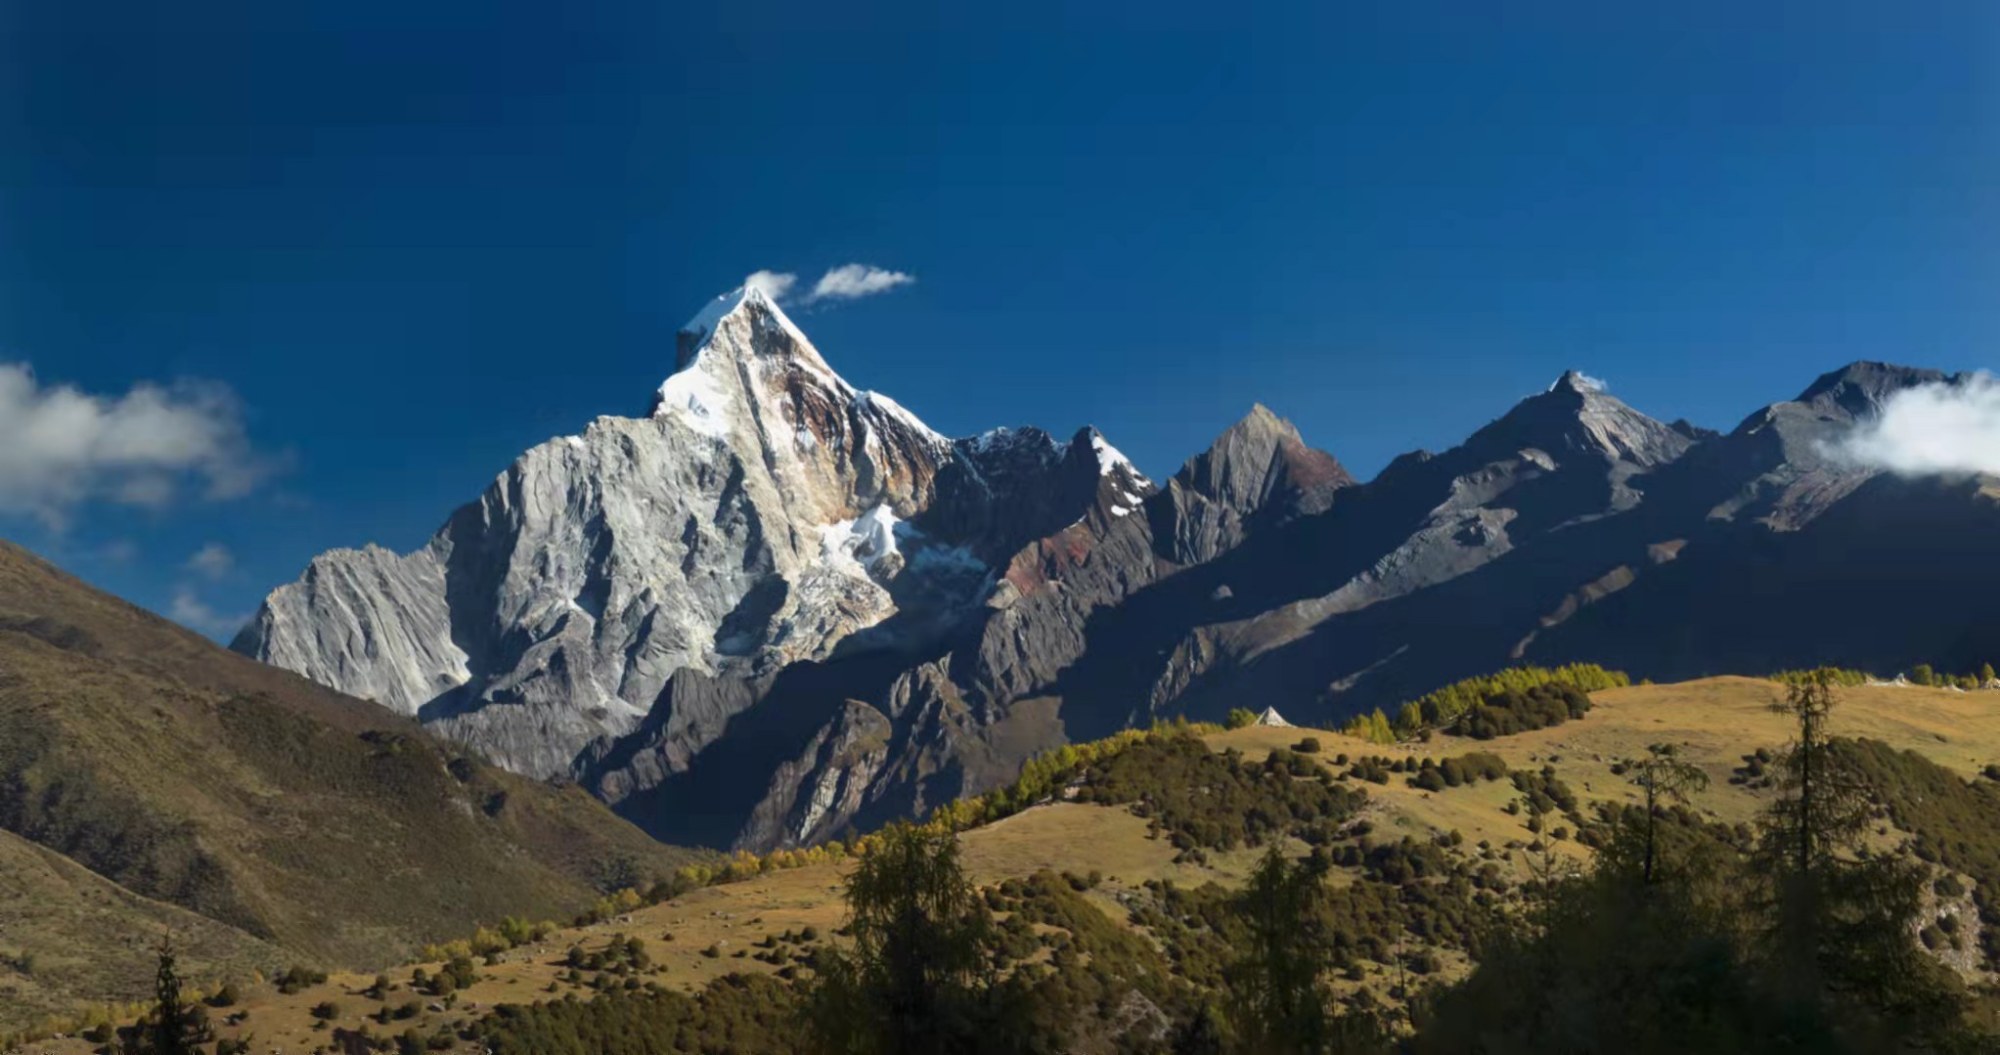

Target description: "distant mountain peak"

left=1547, top=369, right=1608, bottom=396
left=1084, top=426, right=1148, bottom=482
left=1161, top=404, right=1353, bottom=553
left=1793, top=361, right=1952, bottom=419
left=653, top=282, right=946, bottom=452
left=1476, top=372, right=1691, bottom=468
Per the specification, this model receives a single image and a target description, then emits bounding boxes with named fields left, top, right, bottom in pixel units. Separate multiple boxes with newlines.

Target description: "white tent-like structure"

left=1253, top=707, right=1291, bottom=728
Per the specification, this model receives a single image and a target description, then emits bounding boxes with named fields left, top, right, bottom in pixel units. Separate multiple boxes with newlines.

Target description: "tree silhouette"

left=146, top=934, right=210, bottom=1055
left=1226, top=848, right=1334, bottom=1054
left=1763, top=672, right=1867, bottom=878
left=1757, top=669, right=1966, bottom=1044
left=1628, top=743, right=1709, bottom=885
left=806, top=823, right=1013, bottom=1054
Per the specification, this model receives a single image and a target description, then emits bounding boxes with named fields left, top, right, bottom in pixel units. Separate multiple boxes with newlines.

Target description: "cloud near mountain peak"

left=734, top=264, right=916, bottom=307
left=1833, top=372, right=2000, bottom=476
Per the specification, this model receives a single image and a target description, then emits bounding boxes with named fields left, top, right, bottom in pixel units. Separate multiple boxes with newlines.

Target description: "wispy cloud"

left=726, top=264, right=916, bottom=309
left=743, top=270, right=798, bottom=300
left=1831, top=372, right=2000, bottom=476
left=185, top=542, right=234, bottom=580
left=806, top=264, right=915, bottom=303
left=170, top=587, right=248, bottom=638
left=0, top=363, right=273, bottom=527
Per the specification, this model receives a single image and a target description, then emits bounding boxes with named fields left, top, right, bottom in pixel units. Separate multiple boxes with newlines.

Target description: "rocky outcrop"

left=1153, top=404, right=1353, bottom=565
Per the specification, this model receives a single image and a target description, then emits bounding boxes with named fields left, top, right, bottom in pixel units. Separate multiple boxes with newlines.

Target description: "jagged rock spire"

left=1153, top=404, right=1353, bottom=565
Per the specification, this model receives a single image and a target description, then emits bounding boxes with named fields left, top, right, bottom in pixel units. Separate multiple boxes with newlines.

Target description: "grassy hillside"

left=22, top=670, right=2000, bottom=1049
left=0, top=827, right=287, bottom=1032
left=0, top=542, right=699, bottom=1031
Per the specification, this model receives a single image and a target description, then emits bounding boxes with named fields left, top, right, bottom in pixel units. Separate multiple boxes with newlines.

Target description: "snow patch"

left=969, top=426, right=1061, bottom=458
left=1089, top=430, right=1151, bottom=484
left=654, top=357, right=733, bottom=439
left=680, top=287, right=750, bottom=346
left=819, top=505, right=903, bottom=578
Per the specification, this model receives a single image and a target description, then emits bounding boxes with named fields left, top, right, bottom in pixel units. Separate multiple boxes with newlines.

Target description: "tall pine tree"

left=147, top=934, right=209, bottom=1055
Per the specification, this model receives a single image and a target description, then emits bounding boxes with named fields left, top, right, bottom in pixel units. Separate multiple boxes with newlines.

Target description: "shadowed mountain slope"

left=0, top=541, right=695, bottom=973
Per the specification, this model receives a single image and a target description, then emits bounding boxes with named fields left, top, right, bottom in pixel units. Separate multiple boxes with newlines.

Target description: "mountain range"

left=234, top=286, right=2000, bottom=853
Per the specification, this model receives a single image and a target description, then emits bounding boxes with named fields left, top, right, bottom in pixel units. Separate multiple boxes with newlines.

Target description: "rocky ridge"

left=241, top=301, right=1998, bottom=851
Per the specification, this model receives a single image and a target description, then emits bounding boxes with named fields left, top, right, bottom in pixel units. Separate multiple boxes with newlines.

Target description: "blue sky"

left=1, top=1, right=1993, bottom=637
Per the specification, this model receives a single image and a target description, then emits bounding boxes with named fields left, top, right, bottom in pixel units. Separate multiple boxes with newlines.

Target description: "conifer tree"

left=147, top=934, right=209, bottom=1055
left=1627, top=743, right=1708, bottom=885
left=1226, top=848, right=1333, bottom=1054
left=1757, top=669, right=1965, bottom=1043
left=807, top=823, right=1014, bottom=1054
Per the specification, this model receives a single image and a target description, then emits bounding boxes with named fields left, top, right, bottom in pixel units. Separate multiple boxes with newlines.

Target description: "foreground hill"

left=236, top=283, right=2000, bottom=854
left=35, top=673, right=2000, bottom=1051
left=0, top=542, right=697, bottom=1030
left=0, top=827, right=287, bottom=1030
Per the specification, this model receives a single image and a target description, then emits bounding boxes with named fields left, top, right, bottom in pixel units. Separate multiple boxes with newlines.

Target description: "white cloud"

left=743, top=270, right=798, bottom=300
left=185, top=542, right=234, bottom=579
left=806, top=264, right=916, bottom=303
left=170, top=587, right=248, bottom=638
left=1832, top=372, right=2000, bottom=476
left=0, top=363, right=271, bottom=527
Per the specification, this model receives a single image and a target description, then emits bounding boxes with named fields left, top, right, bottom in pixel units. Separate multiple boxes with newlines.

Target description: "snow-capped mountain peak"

left=242, top=288, right=1148, bottom=791
left=656, top=283, right=949, bottom=454
left=675, top=282, right=814, bottom=368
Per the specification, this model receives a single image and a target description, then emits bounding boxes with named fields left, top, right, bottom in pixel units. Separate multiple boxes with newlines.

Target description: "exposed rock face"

left=1695, top=361, right=1956, bottom=529
left=239, top=286, right=1187, bottom=844
left=1154, top=404, right=1353, bottom=564
left=243, top=318, right=2000, bottom=852
left=238, top=286, right=985, bottom=777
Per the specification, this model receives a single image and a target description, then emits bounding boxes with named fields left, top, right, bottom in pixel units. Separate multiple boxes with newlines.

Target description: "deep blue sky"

left=2, top=1, right=1994, bottom=636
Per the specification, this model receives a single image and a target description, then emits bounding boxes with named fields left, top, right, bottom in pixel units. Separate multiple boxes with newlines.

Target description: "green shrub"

left=1390, top=664, right=1628, bottom=737
left=1454, top=684, right=1591, bottom=740
left=276, top=964, right=327, bottom=995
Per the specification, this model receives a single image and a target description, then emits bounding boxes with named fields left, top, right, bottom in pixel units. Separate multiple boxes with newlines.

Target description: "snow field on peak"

left=1090, top=431, right=1151, bottom=485
left=653, top=354, right=733, bottom=439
